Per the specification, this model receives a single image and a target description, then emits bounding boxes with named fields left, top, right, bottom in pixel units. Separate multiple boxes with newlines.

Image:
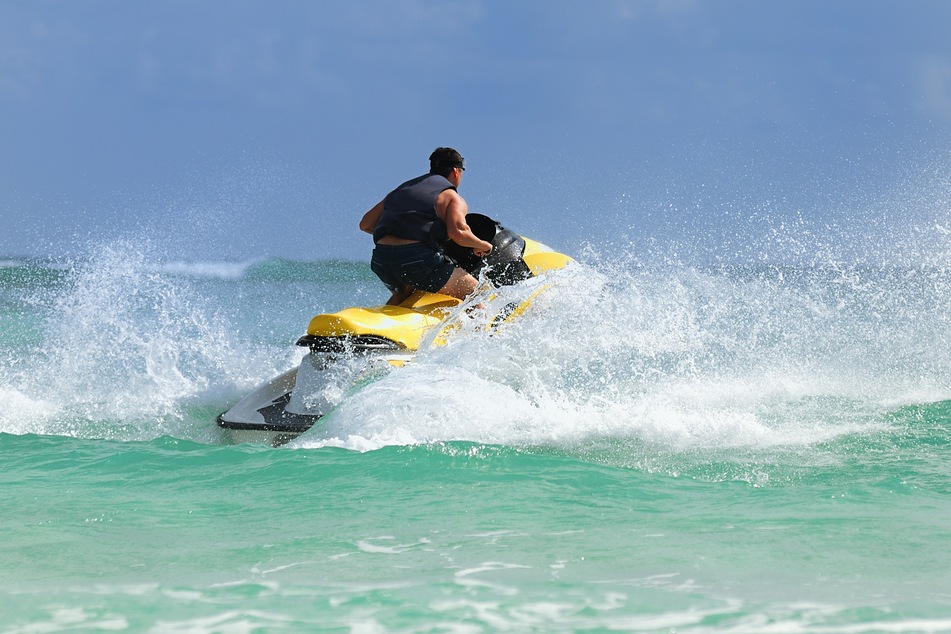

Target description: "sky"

left=3, top=1, right=951, bottom=264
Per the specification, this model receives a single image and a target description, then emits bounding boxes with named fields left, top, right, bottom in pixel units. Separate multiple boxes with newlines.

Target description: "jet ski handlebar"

left=443, top=213, right=533, bottom=286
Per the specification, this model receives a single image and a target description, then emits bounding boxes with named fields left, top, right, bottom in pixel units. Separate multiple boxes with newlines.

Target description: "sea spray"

left=4, top=222, right=951, bottom=459
left=0, top=240, right=294, bottom=440
left=301, top=254, right=951, bottom=472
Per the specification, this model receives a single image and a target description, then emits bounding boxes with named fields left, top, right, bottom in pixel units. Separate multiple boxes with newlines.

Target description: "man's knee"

left=438, top=268, right=478, bottom=299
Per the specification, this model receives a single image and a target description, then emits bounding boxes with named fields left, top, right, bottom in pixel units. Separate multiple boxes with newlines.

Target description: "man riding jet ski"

left=218, top=147, right=569, bottom=444
left=216, top=213, right=570, bottom=445
left=360, top=147, right=492, bottom=306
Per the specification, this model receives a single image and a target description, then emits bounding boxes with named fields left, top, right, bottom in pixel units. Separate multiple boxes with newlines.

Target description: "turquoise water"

left=2, top=244, right=951, bottom=632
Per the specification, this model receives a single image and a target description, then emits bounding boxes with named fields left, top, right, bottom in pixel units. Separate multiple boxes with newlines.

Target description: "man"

left=360, top=147, right=494, bottom=305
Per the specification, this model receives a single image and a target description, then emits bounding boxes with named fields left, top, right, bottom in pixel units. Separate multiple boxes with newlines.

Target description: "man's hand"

left=473, top=243, right=493, bottom=258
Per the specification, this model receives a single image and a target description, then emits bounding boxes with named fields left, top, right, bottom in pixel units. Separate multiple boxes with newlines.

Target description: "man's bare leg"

left=385, top=269, right=480, bottom=307
left=437, top=267, right=480, bottom=300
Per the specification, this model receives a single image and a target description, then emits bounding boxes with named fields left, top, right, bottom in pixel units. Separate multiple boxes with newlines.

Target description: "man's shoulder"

left=434, top=186, right=465, bottom=217
left=398, top=173, right=450, bottom=188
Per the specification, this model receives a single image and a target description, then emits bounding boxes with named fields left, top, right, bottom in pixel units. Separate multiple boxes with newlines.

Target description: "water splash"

left=303, top=253, right=951, bottom=457
left=5, top=155, right=951, bottom=457
left=0, top=239, right=290, bottom=440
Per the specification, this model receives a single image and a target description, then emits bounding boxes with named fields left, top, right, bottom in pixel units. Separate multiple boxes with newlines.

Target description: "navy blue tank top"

left=373, top=174, right=455, bottom=245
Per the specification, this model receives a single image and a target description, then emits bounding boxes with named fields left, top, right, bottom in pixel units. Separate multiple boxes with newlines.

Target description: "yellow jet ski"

left=217, top=214, right=571, bottom=445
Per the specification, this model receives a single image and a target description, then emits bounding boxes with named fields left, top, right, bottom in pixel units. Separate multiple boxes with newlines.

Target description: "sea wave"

left=0, top=254, right=374, bottom=284
left=139, top=256, right=373, bottom=283
left=154, top=258, right=265, bottom=280
left=245, top=257, right=373, bottom=283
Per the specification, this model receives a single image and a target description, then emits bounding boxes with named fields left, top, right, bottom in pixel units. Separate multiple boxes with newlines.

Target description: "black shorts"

left=370, top=243, right=456, bottom=294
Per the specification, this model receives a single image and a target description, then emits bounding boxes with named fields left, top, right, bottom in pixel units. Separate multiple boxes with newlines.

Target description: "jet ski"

left=216, top=213, right=571, bottom=445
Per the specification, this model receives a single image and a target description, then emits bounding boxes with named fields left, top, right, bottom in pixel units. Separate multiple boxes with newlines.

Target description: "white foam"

left=297, top=259, right=951, bottom=453
left=0, top=239, right=288, bottom=440
left=8, top=226, right=951, bottom=450
left=0, top=387, right=61, bottom=435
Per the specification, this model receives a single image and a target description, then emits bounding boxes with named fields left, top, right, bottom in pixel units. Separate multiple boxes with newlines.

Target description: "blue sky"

left=3, top=1, right=951, bottom=263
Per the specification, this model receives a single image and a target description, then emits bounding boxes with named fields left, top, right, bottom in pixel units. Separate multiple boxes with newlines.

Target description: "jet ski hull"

left=215, top=366, right=311, bottom=446
left=217, top=347, right=412, bottom=446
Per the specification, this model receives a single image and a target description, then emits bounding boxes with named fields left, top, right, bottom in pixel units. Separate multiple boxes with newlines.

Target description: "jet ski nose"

left=484, top=229, right=532, bottom=285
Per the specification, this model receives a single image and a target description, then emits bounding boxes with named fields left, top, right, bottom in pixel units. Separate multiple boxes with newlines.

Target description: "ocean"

left=1, top=238, right=951, bottom=632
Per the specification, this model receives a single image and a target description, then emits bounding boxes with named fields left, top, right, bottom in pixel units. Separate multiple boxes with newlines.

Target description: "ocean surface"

left=2, top=239, right=951, bottom=632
